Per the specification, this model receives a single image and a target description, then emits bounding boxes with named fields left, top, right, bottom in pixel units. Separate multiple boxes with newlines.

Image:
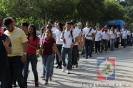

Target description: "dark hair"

left=11, top=17, right=16, bottom=22
left=48, top=20, right=54, bottom=25
left=28, top=24, right=36, bottom=40
left=22, top=22, right=29, bottom=28
left=40, top=26, right=45, bottom=36
left=3, top=17, right=13, bottom=26
left=58, top=22, right=63, bottom=32
left=46, top=29, right=52, bottom=37
left=46, top=24, right=52, bottom=30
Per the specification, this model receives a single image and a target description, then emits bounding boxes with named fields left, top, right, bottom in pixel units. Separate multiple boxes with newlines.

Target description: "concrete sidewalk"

left=25, top=46, right=133, bottom=88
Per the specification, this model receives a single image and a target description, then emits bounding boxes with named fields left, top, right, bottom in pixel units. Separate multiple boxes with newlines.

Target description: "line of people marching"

left=0, top=17, right=132, bottom=88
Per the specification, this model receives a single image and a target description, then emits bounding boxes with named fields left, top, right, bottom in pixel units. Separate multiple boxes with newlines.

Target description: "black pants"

left=115, top=37, right=119, bottom=48
left=85, top=39, right=93, bottom=57
left=95, top=41, right=100, bottom=53
left=72, top=45, right=78, bottom=65
left=0, top=67, right=9, bottom=88
left=8, top=56, right=24, bottom=88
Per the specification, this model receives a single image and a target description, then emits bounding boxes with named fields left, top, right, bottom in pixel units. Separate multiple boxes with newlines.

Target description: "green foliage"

left=0, top=0, right=126, bottom=28
left=103, top=0, right=125, bottom=21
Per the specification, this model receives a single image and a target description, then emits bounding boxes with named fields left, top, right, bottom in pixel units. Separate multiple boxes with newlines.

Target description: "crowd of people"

left=0, top=17, right=133, bottom=88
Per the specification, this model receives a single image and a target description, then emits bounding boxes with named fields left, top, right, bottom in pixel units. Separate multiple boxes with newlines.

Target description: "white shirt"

left=116, top=31, right=120, bottom=38
left=109, top=30, right=115, bottom=39
left=121, top=30, right=127, bottom=39
left=38, top=34, right=45, bottom=46
left=127, top=30, right=131, bottom=36
left=52, top=27, right=57, bottom=33
left=94, top=30, right=102, bottom=41
left=55, top=30, right=63, bottom=44
left=102, top=31, right=108, bottom=39
left=60, top=30, right=77, bottom=48
left=75, top=28, right=82, bottom=45
left=132, top=33, right=133, bottom=37
left=83, top=27, right=94, bottom=40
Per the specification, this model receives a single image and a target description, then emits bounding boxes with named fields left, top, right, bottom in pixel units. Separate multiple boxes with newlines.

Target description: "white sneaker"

left=66, top=70, right=70, bottom=74
left=62, top=66, right=66, bottom=72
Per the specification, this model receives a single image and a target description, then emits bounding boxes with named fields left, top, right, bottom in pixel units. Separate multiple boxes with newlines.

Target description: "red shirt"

left=42, top=37, right=55, bottom=55
left=27, top=36, right=40, bottom=54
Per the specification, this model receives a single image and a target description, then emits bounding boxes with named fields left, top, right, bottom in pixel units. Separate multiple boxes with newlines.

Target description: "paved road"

left=25, top=46, right=133, bottom=88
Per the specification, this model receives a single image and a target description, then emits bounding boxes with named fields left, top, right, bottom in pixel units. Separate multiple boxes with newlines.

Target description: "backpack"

left=62, top=30, right=74, bottom=42
left=88, top=27, right=92, bottom=34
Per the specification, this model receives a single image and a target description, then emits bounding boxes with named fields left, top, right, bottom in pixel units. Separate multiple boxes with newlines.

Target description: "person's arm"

left=21, top=30, right=28, bottom=63
left=53, top=43, right=62, bottom=60
left=2, top=37, right=12, bottom=54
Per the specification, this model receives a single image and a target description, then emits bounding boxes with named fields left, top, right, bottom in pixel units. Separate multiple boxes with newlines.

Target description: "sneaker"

left=62, top=66, right=66, bottom=72
left=66, top=70, right=70, bottom=74
left=35, top=82, right=39, bottom=87
left=44, top=82, right=48, bottom=85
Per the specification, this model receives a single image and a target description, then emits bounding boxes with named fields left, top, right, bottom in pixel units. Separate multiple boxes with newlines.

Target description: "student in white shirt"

left=48, top=20, right=57, bottom=32
left=108, top=27, right=116, bottom=51
left=38, top=27, right=46, bottom=79
left=115, top=27, right=121, bottom=48
left=55, top=22, right=63, bottom=69
left=121, top=27, right=128, bottom=48
left=83, top=21, right=94, bottom=59
left=94, top=26, right=102, bottom=54
left=101, top=26, right=109, bottom=52
left=38, top=27, right=46, bottom=47
left=60, top=22, right=78, bottom=74
left=71, top=22, right=81, bottom=68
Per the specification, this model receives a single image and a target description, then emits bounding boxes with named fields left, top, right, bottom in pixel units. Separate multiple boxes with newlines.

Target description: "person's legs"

left=0, top=67, right=9, bottom=88
left=85, top=39, right=89, bottom=58
left=13, top=56, right=24, bottom=88
left=98, top=41, right=100, bottom=53
left=24, top=55, right=30, bottom=87
left=58, top=45, right=62, bottom=67
left=8, top=57, right=14, bottom=88
left=88, top=40, right=93, bottom=57
left=44, top=55, right=54, bottom=83
left=95, top=41, right=98, bottom=53
left=61, top=47, right=67, bottom=68
left=67, top=48, right=72, bottom=70
left=30, top=55, right=38, bottom=85
left=41, top=56, right=45, bottom=77
left=110, top=39, right=113, bottom=51
left=112, top=39, right=115, bottom=50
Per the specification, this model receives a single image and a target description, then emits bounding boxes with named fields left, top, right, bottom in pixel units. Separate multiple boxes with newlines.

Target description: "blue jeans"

left=61, top=47, right=72, bottom=69
left=56, top=44, right=62, bottom=67
left=42, top=56, right=45, bottom=76
left=0, top=67, right=9, bottom=88
left=110, top=39, right=115, bottom=51
left=123, top=39, right=127, bottom=48
left=42, top=54, right=54, bottom=82
left=8, top=56, right=24, bottom=88
left=102, top=39, right=108, bottom=51
left=24, top=54, right=38, bottom=86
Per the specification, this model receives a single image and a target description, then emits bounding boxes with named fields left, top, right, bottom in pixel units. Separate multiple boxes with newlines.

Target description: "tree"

left=76, top=0, right=105, bottom=23
left=102, top=0, right=125, bottom=21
